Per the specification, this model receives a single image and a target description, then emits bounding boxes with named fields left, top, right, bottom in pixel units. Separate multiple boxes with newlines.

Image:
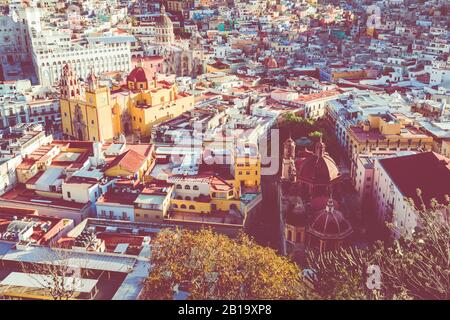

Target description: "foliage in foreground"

left=308, top=194, right=450, bottom=300
left=140, top=229, right=314, bottom=300
left=141, top=193, right=449, bottom=300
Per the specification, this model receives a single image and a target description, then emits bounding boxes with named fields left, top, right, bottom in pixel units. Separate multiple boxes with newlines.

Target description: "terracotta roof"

left=209, top=60, right=230, bottom=69
left=295, top=90, right=341, bottom=103
left=379, top=152, right=450, bottom=208
left=126, top=66, right=154, bottom=83
left=107, top=149, right=146, bottom=173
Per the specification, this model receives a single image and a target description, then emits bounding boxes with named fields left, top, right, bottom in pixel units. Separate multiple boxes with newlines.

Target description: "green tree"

left=307, top=192, right=450, bottom=300
left=308, top=131, right=323, bottom=141
left=141, top=229, right=314, bottom=300
left=278, top=112, right=316, bottom=140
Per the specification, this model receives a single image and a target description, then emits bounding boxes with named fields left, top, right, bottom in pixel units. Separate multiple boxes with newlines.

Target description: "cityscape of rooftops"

left=0, top=0, right=449, bottom=309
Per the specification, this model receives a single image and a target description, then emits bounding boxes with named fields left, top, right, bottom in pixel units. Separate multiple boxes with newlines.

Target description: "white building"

left=0, top=80, right=60, bottom=129
left=0, top=154, right=22, bottom=195
left=0, top=6, right=35, bottom=66
left=372, top=152, right=450, bottom=237
left=33, top=35, right=133, bottom=87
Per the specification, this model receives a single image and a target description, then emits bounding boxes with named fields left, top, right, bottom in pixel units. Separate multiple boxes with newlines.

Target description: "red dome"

left=308, top=199, right=352, bottom=240
left=297, top=139, right=340, bottom=186
left=126, top=66, right=153, bottom=83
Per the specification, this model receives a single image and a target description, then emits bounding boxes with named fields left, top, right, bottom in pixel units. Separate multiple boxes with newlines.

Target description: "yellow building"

left=103, top=143, right=155, bottom=182
left=60, top=61, right=194, bottom=142
left=347, top=113, right=434, bottom=158
left=60, top=66, right=114, bottom=142
left=206, top=60, right=231, bottom=73
left=233, top=144, right=261, bottom=194
left=441, top=140, right=450, bottom=157
left=134, top=181, right=174, bottom=223
left=168, top=144, right=262, bottom=218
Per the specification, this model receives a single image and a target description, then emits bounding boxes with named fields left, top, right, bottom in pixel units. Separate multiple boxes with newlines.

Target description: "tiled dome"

left=308, top=198, right=352, bottom=240
left=297, top=138, right=340, bottom=186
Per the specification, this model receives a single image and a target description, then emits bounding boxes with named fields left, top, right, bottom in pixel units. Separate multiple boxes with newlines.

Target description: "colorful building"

left=60, top=61, right=195, bottom=142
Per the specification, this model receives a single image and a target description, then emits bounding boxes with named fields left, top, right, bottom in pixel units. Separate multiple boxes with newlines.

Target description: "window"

left=185, top=185, right=191, bottom=190
left=189, top=205, right=195, bottom=210
left=176, top=184, right=182, bottom=189
left=180, top=204, right=187, bottom=209
left=173, top=204, right=178, bottom=208
left=185, top=196, right=191, bottom=201
left=91, top=120, right=94, bottom=125
left=193, top=185, right=199, bottom=190
left=246, top=171, right=250, bottom=175
left=67, top=191, right=71, bottom=198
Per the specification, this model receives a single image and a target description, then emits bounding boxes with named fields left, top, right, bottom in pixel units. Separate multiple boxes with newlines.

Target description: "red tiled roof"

left=295, top=90, right=341, bottom=103
left=127, top=66, right=154, bottom=83
left=106, top=149, right=146, bottom=173
left=209, top=60, right=230, bottom=69
left=379, top=152, right=450, bottom=208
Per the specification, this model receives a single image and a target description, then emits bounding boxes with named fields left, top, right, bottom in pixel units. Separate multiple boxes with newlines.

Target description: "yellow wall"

left=17, top=165, right=38, bottom=184
left=135, top=208, right=165, bottom=222
left=234, top=156, right=261, bottom=192
left=441, top=140, right=450, bottom=157
left=60, top=87, right=114, bottom=142
left=332, top=70, right=367, bottom=80
left=61, top=81, right=193, bottom=141
left=129, top=86, right=194, bottom=137
left=206, top=65, right=230, bottom=73
left=172, top=199, right=211, bottom=213
left=211, top=198, right=240, bottom=212
left=105, top=160, right=149, bottom=180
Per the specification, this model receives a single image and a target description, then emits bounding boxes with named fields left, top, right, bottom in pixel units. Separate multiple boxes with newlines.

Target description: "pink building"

left=131, top=56, right=164, bottom=77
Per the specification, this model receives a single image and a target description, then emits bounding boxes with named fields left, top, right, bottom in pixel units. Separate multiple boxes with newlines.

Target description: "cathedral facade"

left=60, top=60, right=195, bottom=142
left=150, top=5, right=205, bottom=78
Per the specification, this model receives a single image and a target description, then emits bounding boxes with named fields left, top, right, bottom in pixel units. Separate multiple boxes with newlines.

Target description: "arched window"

left=189, top=205, right=195, bottom=210
left=185, top=185, right=190, bottom=190
left=193, top=185, right=199, bottom=190
left=185, top=196, right=191, bottom=201
left=176, top=195, right=182, bottom=200
left=173, top=204, right=178, bottom=208
left=287, top=230, right=292, bottom=241
left=176, top=184, right=182, bottom=189
left=180, top=204, right=186, bottom=209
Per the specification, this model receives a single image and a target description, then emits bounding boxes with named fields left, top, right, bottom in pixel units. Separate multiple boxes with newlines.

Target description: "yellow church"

left=59, top=61, right=195, bottom=142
